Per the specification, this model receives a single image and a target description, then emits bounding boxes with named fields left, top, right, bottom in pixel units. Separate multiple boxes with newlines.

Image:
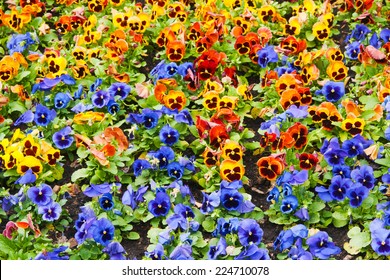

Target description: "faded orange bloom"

left=341, top=99, right=361, bottom=118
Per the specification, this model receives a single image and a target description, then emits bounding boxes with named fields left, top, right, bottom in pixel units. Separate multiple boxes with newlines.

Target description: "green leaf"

left=305, top=31, right=315, bottom=42
left=244, top=141, right=260, bottom=150
left=332, top=211, right=349, bottom=228
left=375, top=158, right=390, bottom=167
left=202, top=217, right=216, bottom=233
left=127, top=232, right=140, bottom=240
left=77, top=147, right=89, bottom=159
left=79, top=248, right=92, bottom=260
left=71, top=168, right=91, bottom=182
left=0, top=235, right=17, bottom=255
left=309, top=201, right=325, bottom=212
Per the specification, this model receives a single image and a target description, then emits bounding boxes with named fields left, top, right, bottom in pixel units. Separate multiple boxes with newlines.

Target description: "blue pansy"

left=329, top=175, right=353, bottom=201
left=267, top=187, right=280, bottom=203
left=321, top=81, right=345, bottom=102
left=169, top=244, right=193, bottom=260
left=235, top=245, right=270, bottom=260
left=380, top=28, right=390, bottom=43
left=107, top=99, right=120, bottom=115
left=148, top=191, right=171, bottom=217
left=35, top=246, right=69, bottom=260
left=145, top=243, right=165, bottom=260
left=306, top=231, right=341, bottom=259
left=84, top=183, right=117, bottom=198
left=351, top=165, right=375, bottom=190
left=99, top=193, right=114, bottom=211
left=238, top=219, right=263, bottom=246
left=347, top=184, right=369, bottom=207
left=38, top=202, right=62, bottom=222
left=14, top=110, right=34, bottom=126
left=332, top=165, right=351, bottom=178
left=121, top=185, right=148, bottom=210
left=52, top=126, right=74, bottom=149
left=27, top=184, right=53, bottom=206
left=159, top=125, right=179, bottom=146
left=280, top=195, right=299, bottom=214
left=220, top=188, right=243, bottom=211
left=91, top=218, right=115, bottom=247
left=54, top=92, right=72, bottom=109
left=175, top=109, right=194, bottom=125
left=133, top=159, right=151, bottom=177
left=350, top=24, right=371, bottom=41
left=200, top=191, right=220, bottom=214
left=34, top=104, right=56, bottom=126
left=167, top=161, right=184, bottom=180
left=345, top=41, right=360, bottom=60
left=108, top=82, right=131, bottom=100
left=208, top=237, right=227, bottom=260
left=7, top=32, right=35, bottom=55
left=103, top=242, right=126, bottom=260
left=91, top=90, right=110, bottom=108
left=257, top=45, right=279, bottom=68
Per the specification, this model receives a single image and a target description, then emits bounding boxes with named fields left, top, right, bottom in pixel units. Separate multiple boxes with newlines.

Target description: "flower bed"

left=0, top=0, right=390, bottom=260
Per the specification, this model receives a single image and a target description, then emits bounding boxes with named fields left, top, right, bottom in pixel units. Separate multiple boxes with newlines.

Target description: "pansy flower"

left=99, top=193, right=114, bottom=211
left=345, top=41, right=361, bottom=60
left=257, top=45, right=278, bottom=68
left=91, top=218, right=115, bottom=247
left=298, top=153, right=318, bottom=170
left=280, top=195, right=298, bottom=214
left=103, top=242, right=126, bottom=260
left=164, top=90, right=186, bottom=111
left=319, top=81, right=345, bottom=102
left=91, top=90, right=111, bottom=108
left=34, top=104, right=56, bottom=127
left=200, top=191, right=220, bottom=214
left=341, top=117, right=365, bottom=135
left=286, top=122, right=308, bottom=150
left=220, top=159, right=245, bottom=182
left=159, top=125, right=179, bottom=146
left=238, top=219, right=263, bottom=246
left=209, top=125, right=229, bottom=148
left=329, top=176, right=353, bottom=201
left=16, top=156, right=43, bottom=176
left=27, top=184, right=53, bottom=206
left=327, top=61, right=348, bottom=81
left=221, top=140, right=243, bottom=162
left=167, top=162, right=184, bottom=180
left=351, top=165, right=375, bottom=190
left=306, top=231, right=341, bottom=259
left=202, top=147, right=220, bottom=167
left=21, top=134, right=40, bottom=157
left=148, top=191, right=171, bottom=217
left=257, top=156, right=284, bottom=181
left=312, top=21, right=330, bottom=41
left=133, top=159, right=151, bottom=177
left=347, top=184, right=369, bottom=207
left=52, top=126, right=74, bottom=149
left=38, top=202, right=62, bottom=222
